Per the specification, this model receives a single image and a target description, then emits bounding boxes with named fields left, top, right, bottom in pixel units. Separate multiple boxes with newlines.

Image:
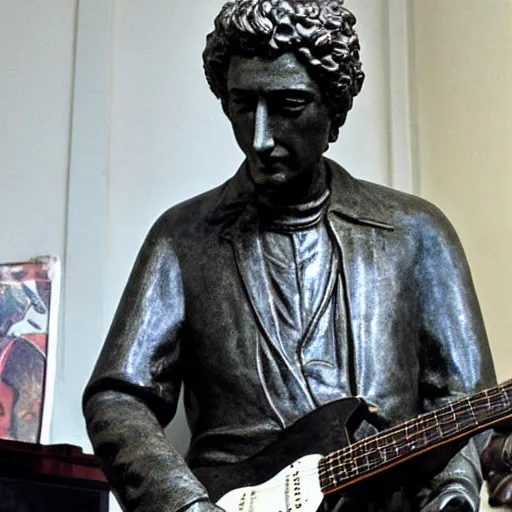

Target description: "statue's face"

left=226, top=52, right=331, bottom=200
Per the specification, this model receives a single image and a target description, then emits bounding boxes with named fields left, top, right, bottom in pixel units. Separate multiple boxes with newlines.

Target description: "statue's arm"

left=82, top=219, right=217, bottom=512
left=83, top=391, right=220, bottom=512
left=416, top=204, right=497, bottom=511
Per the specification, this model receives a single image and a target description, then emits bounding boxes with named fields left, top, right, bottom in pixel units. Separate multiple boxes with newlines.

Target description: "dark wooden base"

left=0, top=476, right=108, bottom=512
left=0, top=439, right=109, bottom=511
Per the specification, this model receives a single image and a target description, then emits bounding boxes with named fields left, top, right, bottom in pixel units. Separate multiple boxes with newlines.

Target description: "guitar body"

left=191, top=382, right=512, bottom=511
left=215, top=453, right=325, bottom=512
left=192, top=398, right=369, bottom=510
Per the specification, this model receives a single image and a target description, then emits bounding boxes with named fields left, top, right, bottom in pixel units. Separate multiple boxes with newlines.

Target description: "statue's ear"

left=329, top=112, right=348, bottom=143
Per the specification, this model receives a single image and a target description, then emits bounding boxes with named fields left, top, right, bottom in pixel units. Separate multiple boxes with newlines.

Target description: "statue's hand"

left=419, top=487, right=477, bottom=512
left=180, top=500, right=225, bottom=512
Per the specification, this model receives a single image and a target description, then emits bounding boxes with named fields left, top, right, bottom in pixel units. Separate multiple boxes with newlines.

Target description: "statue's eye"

left=280, top=98, right=308, bottom=113
left=229, top=94, right=257, bottom=114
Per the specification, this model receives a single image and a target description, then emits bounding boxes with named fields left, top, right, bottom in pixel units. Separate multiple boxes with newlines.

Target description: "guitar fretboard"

left=318, top=380, right=512, bottom=494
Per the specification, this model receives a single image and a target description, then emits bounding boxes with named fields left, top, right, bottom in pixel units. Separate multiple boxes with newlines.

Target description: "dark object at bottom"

left=0, top=476, right=108, bottom=512
left=482, top=434, right=512, bottom=508
left=0, top=438, right=109, bottom=511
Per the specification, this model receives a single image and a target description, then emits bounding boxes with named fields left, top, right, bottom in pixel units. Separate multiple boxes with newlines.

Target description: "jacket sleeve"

left=416, top=202, right=497, bottom=509
left=82, top=219, right=211, bottom=512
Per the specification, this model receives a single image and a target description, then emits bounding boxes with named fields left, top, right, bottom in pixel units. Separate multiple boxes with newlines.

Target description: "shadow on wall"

left=165, top=393, right=190, bottom=456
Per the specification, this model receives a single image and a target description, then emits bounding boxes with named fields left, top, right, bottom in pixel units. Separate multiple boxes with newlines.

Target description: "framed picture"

left=0, top=256, right=61, bottom=444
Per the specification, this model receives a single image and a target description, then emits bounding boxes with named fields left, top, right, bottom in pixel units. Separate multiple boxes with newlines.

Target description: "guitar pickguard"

left=216, top=454, right=324, bottom=512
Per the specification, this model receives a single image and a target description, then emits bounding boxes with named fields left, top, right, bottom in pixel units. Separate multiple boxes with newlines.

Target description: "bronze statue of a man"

left=83, top=1, right=496, bottom=511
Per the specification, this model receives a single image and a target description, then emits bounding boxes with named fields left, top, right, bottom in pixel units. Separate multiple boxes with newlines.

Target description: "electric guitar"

left=192, top=380, right=512, bottom=512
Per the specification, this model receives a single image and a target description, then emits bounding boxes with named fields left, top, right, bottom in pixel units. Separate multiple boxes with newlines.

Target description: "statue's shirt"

left=259, top=191, right=352, bottom=409
left=261, top=227, right=334, bottom=363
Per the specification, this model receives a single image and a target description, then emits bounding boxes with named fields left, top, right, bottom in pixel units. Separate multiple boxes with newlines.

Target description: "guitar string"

left=318, top=389, right=511, bottom=484
left=319, top=392, right=510, bottom=482
left=223, top=386, right=512, bottom=500
left=321, top=386, right=511, bottom=469
left=320, top=396, right=504, bottom=473
left=318, top=411, right=510, bottom=486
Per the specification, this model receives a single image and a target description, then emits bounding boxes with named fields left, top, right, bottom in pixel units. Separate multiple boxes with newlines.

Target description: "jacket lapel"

left=324, top=160, right=397, bottom=398
left=229, top=207, right=317, bottom=418
left=230, top=208, right=281, bottom=348
left=327, top=214, right=390, bottom=398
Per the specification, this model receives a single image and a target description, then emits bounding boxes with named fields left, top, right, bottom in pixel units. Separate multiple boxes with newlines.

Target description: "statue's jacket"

left=83, top=159, right=496, bottom=512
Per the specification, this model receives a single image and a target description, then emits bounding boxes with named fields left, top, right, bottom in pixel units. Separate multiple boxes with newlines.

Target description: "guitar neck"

left=319, top=380, right=512, bottom=495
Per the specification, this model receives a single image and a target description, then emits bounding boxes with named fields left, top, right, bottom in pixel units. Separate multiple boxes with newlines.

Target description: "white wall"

left=0, top=0, right=79, bottom=444
left=0, top=0, right=76, bottom=262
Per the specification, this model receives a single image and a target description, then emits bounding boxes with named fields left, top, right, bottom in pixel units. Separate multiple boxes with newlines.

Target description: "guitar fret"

left=450, top=402, right=458, bottom=432
left=468, top=401, right=478, bottom=425
left=347, top=444, right=357, bottom=479
left=501, top=385, right=511, bottom=408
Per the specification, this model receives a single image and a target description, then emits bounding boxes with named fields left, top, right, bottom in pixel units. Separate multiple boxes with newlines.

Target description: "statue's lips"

left=249, top=157, right=292, bottom=186
left=253, top=159, right=288, bottom=175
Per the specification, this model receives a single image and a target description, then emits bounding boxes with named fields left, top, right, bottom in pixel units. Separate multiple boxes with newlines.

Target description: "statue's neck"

left=253, top=159, right=330, bottom=231
left=256, top=187, right=330, bottom=233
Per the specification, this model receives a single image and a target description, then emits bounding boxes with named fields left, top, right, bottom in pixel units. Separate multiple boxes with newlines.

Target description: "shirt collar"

left=207, top=158, right=395, bottom=231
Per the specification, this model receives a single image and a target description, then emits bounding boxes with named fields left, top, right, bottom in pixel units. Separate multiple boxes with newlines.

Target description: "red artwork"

left=0, top=258, right=60, bottom=443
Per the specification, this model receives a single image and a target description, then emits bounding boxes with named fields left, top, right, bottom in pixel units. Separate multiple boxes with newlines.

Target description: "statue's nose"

left=252, top=99, right=275, bottom=156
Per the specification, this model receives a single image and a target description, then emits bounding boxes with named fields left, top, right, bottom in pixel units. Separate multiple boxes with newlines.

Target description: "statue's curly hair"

left=203, top=0, right=365, bottom=142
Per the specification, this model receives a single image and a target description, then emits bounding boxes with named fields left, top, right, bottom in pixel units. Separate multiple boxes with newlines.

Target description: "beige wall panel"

left=413, top=0, right=512, bottom=382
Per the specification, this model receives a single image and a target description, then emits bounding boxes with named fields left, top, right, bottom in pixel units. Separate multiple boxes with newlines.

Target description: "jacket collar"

left=207, top=158, right=395, bottom=234
left=325, top=158, right=395, bottom=230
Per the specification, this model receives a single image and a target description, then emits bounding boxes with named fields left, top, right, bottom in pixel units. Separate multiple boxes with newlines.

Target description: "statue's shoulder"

left=328, top=159, right=456, bottom=237
left=355, top=177, right=460, bottom=242
left=148, top=177, right=238, bottom=241
left=328, top=160, right=456, bottom=243
left=163, top=185, right=224, bottom=221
